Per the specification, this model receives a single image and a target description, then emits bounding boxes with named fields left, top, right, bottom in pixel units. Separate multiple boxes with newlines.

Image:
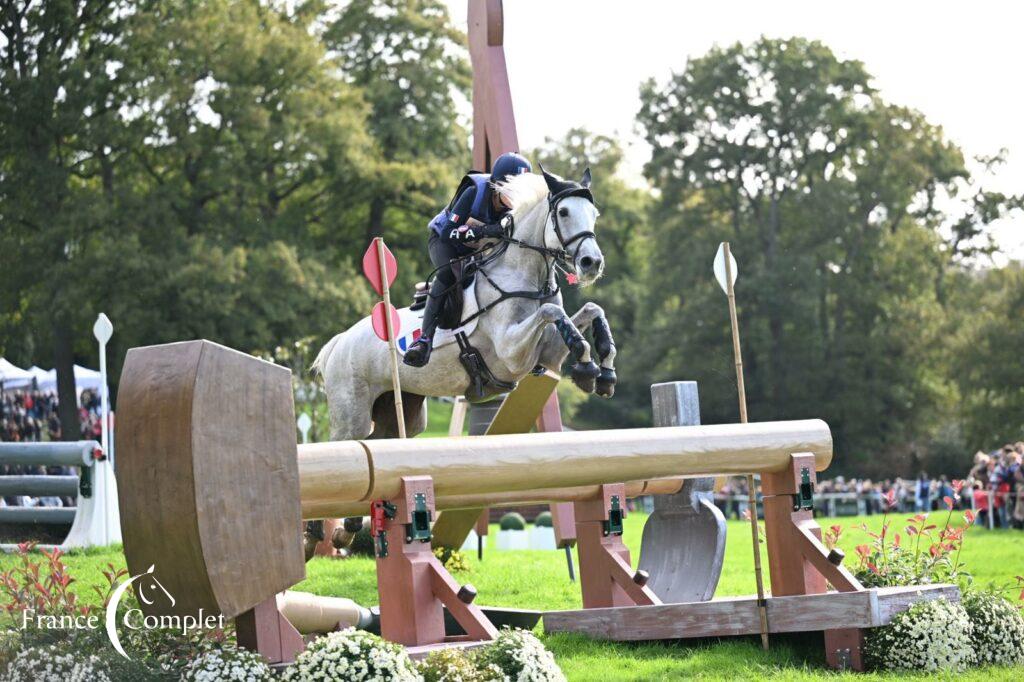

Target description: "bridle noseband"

left=547, top=186, right=598, bottom=263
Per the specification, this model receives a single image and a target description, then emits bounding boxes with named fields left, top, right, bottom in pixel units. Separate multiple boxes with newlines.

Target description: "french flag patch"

left=397, top=329, right=422, bottom=352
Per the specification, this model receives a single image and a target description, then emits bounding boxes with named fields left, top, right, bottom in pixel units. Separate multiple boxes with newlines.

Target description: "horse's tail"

left=310, top=333, right=343, bottom=382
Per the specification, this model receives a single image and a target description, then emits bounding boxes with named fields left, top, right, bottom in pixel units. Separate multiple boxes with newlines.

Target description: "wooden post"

left=376, top=238, right=406, bottom=439
left=468, top=0, right=519, bottom=169
left=721, top=242, right=770, bottom=650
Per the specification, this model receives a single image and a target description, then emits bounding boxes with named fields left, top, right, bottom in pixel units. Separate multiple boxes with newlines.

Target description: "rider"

left=403, top=151, right=533, bottom=368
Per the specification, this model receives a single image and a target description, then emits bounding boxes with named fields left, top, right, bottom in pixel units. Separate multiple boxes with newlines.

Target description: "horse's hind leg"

left=370, top=391, right=428, bottom=439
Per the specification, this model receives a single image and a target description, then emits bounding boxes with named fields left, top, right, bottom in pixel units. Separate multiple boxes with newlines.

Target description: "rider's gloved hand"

left=477, top=221, right=507, bottom=239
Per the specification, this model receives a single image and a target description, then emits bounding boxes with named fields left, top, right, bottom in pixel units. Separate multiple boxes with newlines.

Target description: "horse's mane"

left=493, top=173, right=548, bottom=219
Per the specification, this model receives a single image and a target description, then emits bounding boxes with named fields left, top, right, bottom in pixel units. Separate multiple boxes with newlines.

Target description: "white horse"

left=312, top=169, right=617, bottom=442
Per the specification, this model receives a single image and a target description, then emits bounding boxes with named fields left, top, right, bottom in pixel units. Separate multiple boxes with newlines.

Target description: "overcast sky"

left=444, top=0, right=1023, bottom=260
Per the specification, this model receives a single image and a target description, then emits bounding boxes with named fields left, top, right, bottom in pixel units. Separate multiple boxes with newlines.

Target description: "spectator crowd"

left=0, top=387, right=106, bottom=511
left=711, top=441, right=1024, bottom=530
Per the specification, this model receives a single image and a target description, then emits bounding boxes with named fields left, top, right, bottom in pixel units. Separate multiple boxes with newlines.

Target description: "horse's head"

left=540, top=167, right=604, bottom=286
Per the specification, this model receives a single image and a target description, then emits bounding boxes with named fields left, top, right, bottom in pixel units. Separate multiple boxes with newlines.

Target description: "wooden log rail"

left=298, top=420, right=833, bottom=519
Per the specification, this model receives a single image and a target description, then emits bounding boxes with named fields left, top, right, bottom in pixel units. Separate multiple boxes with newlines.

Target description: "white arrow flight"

left=713, top=242, right=738, bottom=295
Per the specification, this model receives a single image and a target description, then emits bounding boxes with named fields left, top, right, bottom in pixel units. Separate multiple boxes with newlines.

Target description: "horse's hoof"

left=571, top=361, right=601, bottom=393
left=303, top=532, right=319, bottom=562
left=595, top=368, right=617, bottom=398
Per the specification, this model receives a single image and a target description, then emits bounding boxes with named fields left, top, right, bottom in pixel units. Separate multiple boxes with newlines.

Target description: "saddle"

left=404, top=264, right=516, bottom=403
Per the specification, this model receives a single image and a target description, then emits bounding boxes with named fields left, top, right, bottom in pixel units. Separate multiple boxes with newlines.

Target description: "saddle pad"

left=395, top=279, right=481, bottom=356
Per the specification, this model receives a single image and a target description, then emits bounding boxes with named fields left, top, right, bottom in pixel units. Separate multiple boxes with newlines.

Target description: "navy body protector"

left=428, top=172, right=494, bottom=236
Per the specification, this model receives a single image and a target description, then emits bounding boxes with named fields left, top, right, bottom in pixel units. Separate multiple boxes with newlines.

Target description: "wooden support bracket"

left=574, top=483, right=661, bottom=609
left=375, top=476, right=498, bottom=647
left=236, top=596, right=305, bottom=665
left=761, top=453, right=866, bottom=670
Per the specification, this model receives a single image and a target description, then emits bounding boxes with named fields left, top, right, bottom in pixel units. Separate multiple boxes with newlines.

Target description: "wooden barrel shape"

left=116, top=340, right=304, bottom=619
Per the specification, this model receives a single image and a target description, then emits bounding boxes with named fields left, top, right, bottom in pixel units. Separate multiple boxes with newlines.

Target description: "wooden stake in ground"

left=363, top=238, right=406, bottom=438
left=714, top=241, right=769, bottom=650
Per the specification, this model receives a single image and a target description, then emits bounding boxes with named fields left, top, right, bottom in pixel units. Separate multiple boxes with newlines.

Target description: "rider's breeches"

left=422, top=233, right=462, bottom=340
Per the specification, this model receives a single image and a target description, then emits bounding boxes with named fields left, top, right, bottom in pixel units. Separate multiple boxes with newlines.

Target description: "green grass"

left=3, top=511, right=1021, bottom=678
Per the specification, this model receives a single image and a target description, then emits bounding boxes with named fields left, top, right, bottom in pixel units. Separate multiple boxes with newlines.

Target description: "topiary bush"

left=865, top=598, right=975, bottom=672
left=962, top=591, right=1024, bottom=667
left=533, top=511, right=553, bottom=528
left=282, top=628, right=419, bottom=682
left=499, top=512, right=526, bottom=531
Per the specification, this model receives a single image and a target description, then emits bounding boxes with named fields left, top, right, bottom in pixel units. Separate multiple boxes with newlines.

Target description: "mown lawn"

left=2, top=510, right=1022, bottom=679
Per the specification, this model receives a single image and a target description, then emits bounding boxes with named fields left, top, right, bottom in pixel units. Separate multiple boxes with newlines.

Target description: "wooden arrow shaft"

left=722, top=242, right=769, bottom=651
left=376, top=238, right=406, bottom=439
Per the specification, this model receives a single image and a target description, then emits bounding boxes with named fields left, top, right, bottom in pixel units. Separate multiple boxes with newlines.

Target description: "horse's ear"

left=538, top=162, right=560, bottom=193
left=581, top=167, right=592, bottom=188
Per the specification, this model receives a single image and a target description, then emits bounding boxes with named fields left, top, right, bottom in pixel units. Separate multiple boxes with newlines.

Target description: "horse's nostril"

left=580, top=257, right=594, bottom=270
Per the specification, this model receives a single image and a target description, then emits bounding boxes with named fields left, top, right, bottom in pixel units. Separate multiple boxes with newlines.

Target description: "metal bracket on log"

left=574, top=483, right=661, bottom=609
left=376, top=476, right=498, bottom=653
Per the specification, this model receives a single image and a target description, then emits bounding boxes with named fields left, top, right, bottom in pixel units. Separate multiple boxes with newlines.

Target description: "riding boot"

left=403, top=283, right=444, bottom=368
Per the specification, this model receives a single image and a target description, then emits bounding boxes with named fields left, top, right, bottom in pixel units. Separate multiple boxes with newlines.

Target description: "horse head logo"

left=105, top=564, right=175, bottom=659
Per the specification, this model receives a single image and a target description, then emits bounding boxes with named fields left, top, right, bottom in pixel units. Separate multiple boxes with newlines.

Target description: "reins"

left=425, top=190, right=596, bottom=328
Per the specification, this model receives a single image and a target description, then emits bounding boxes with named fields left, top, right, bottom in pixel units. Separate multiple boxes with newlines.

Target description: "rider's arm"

left=440, top=187, right=510, bottom=244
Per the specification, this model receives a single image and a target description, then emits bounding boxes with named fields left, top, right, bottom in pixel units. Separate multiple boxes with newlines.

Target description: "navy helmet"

left=491, top=152, right=532, bottom=183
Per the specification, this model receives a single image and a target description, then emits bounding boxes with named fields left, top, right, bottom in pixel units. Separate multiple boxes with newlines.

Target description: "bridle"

left=429, top=187, right=599, bottom=327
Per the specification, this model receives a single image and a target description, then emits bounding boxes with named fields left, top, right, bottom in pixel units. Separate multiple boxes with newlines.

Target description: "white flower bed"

left=475, top=629, right=566, bottom=682
left=282, top=628, right=420, bottom=682
left=866, top=598, right=976, bottom=672
left=962, top=591, right=1024, bottom=667
left=1, top=644, right=111, bottom=682
left=182, top=647, right=275, bottom=681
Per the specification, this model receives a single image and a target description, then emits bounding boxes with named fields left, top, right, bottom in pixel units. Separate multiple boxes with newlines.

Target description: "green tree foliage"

left=1, top=0, right=468, bottom=408
left=952, top=264, right=1024, bottom=446
left=326, top=0, right=471, bottom=276
left=634, top=37, right=1019, bottom=470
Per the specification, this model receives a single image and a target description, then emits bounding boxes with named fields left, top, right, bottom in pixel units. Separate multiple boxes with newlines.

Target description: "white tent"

left=35, top=365, right=103, bottom=393
left=0, top=358, right=34, bottom=389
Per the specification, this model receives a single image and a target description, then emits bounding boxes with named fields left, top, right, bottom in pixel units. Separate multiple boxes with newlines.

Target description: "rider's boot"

left=403, top=283, right=443, bottom=368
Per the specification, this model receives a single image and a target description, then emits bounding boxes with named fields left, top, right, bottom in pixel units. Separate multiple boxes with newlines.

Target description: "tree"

left=952, top=264, right=1024, bottom=446
left=634, top=37, right=1007, bottom=470
left=326, top=0, right=472, bottom=258
left=0, top=1, right=134, bottom=437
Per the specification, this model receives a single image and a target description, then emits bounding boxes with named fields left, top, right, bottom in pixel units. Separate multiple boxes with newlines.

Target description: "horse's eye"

left=558, top=207, right=569, bottom=218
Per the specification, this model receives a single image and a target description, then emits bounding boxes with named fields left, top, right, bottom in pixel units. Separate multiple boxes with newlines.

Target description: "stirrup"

left=402, top=337, right=432, bottom=367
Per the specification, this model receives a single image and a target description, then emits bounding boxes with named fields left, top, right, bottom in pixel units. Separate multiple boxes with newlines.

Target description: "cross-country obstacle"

left=116, top=339, right=957, bottom=670
left=0, top=440, right=122, bottom=551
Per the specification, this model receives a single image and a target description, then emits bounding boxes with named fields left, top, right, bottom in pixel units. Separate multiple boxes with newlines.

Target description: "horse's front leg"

left=565, top=302, right=617, bottom=398
left=497, top=302, right=602, bottom=393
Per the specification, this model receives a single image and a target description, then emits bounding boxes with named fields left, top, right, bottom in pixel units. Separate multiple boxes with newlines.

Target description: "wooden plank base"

left=406, top=639, right=492, bottom=661
left=543, top=585, right=958, bottom=641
